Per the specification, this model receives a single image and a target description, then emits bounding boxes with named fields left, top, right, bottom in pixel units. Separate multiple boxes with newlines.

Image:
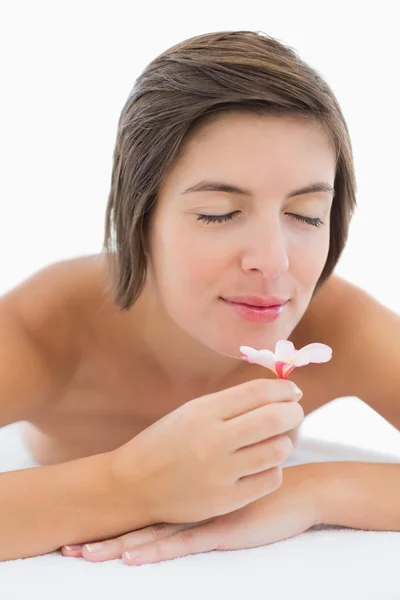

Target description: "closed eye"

left=196, top=211, right=241, bottom=224
left=196, top=211, right=324, bottom=228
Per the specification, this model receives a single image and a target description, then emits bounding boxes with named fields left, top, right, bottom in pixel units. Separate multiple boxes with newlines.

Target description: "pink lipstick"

left=221, top=297, right=287, bottom=323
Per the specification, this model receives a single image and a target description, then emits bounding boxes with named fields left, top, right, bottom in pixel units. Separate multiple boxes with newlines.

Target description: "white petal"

left=240, top=346, right=261, bottom=364
left=240, top=346, right=276, bottom=372
left=275, top=340, right=296, bottom=362
left=251, top=349, right=277, bottom=371
left=240, top=345, right=257, bottom=358
left=293, top=343, right=333, bottom=366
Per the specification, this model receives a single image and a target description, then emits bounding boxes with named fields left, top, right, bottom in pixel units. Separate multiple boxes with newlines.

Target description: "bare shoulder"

left=1, top=253, right=106, bottom=365
left=285, top=274, right=361, bottom=409
left=315, top=274, right=400, bottom=428
left=0, top=254, right=110, bottom=425
left=290, top=274, right=400, bottom=429
left=297, top=272, right=395, bottom=364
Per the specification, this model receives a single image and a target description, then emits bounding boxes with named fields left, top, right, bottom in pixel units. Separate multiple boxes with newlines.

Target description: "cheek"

left=152, top=225, right=226, bottom=298
left=290, top=230, right=330, bottom=282
left=178, top=243, right=227, bottom=295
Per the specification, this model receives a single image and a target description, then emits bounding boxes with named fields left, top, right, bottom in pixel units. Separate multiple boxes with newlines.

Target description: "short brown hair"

left=102, top=30, right=357, bottom=311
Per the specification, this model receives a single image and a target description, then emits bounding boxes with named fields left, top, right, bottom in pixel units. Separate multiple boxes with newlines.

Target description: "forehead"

left=165, top=111, right=336, bottom=192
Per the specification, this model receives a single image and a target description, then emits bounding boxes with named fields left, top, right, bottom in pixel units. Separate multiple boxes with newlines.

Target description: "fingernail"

left=64, top=545, right=83, bottom=551
left=85, top=543, right=105, bottom=553
left=124, top=549, right=141, bottom=560
left=291, top=383, right=303, bottom=401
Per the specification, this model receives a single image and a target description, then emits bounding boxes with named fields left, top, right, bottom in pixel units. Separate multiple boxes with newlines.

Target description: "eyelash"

left=196, top=211, right=324, bottom=228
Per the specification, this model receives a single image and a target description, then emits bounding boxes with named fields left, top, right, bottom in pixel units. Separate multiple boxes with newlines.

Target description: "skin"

left=141, top=111, right=334, bottom=387
left=5, top=109, right=400, bottom=565
left=19, top=112, right=337, bottom=465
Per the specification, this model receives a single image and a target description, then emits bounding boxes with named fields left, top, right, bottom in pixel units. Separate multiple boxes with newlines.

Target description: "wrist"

left=282, top=463, right=327, bottom=527
left=298, top=462, right=333, bottom=526
left=105, top=449, right=154, bottom=531
left=304, top=461, right=355, bottom=527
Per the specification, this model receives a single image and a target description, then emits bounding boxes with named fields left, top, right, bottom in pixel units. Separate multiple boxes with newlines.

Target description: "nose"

left=240, top=218, right=289, bottom=278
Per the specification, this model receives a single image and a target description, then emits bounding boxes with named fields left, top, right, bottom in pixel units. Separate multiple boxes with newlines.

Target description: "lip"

left=222, top=295, right=289, bottom=308
left=221, top=297, right=288, bottom=323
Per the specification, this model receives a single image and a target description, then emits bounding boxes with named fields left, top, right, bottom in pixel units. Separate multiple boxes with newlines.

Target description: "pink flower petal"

left=293, top=343, right=332, bottom=366
left=282, top=363, right=296, bottom=379
left=274, top=340, right=296, bottom=362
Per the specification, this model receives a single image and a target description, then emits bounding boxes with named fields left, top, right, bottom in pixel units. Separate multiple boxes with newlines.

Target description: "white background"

left=0, top=1, right=399, bottom=450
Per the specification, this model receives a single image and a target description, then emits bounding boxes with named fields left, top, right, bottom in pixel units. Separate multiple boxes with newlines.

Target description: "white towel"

left=1, top=398, right=400, bottom=600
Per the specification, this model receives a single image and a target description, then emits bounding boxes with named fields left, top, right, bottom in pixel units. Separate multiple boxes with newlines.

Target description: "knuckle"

left=184, top=397, right=213, bottom=425
left=287, top=427, right=299, bottom=446
left=269, top=466, right=284, bottom=489
left=112, top=538, right=124, bottom=552
left=176, top=528, right=195, bottom=549
left=271, top=435, right=293, bottom=464
left=149, top=523, right=169, bottom=538
left=246, top=378, right=270, bottom=398
left=256, top=467, right=283, bottom=496
left=250, top=450, right=269, bottom=472
left=180, top=399, right=198, bottom=421
left=266, top=405, right=285, bottom=431
left=291, top=402, right=305, bottom=425
left=267, top=402, right=304, bottom=433
left=151, top=541, right=163, bottom=561
left=270, top=435, right=293, bottom=465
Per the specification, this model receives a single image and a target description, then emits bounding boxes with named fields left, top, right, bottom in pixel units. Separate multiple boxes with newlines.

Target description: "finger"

left=215, top=379, right=301, bottom=420
left=234, top=434, right=294, bottom=477
left=227, top=401, right=304, bottom=448
left=61, top=544, right=84, bottom=558
left=122, top=522, right=218, bottom=566
left=235, top=465, right=283, bottom=505
left=81, top=523, right=192, bottom=563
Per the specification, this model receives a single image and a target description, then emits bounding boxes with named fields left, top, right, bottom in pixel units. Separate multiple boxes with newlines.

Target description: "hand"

left=61, top=464, right=320, bottom=565
left=109, top=378, right=304, bottom=525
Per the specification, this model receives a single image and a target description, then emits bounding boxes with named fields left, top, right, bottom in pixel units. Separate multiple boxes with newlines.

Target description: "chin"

left=203, top=332, right=276, bottom=361
left=222, top=322, right=297, bottom=357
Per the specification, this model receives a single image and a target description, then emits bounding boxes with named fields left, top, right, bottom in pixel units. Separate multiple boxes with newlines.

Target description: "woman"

left=1, top=30, right=399, bottom=564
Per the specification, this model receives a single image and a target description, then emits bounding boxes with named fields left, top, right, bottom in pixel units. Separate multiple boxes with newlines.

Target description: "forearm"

left=311, top=461, right=400, bottom=531
left=0, top=452, right=149, bottom=561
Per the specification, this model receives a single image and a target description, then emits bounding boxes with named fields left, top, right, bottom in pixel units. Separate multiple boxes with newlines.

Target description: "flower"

left=240, top=340, right=332, bottom=379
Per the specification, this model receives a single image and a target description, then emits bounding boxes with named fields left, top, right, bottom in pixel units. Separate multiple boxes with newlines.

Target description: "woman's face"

left=146, top=111, right=335, bottom=358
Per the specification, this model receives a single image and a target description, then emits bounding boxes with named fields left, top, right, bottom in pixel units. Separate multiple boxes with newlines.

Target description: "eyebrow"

left=181, top=180, right=335, bottom=199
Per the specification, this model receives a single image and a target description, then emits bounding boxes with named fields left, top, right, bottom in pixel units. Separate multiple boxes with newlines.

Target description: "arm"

left=311, top=461, right=400, bottom=531
left=289, top=279, right=400, bottom=531
left=0, top=261, right=149, bottom=560
left=301, top=278, right=400, bottom=528
left=0, top=450, right=151, bottom=561
left=0, top=260, right=83, bottom=426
